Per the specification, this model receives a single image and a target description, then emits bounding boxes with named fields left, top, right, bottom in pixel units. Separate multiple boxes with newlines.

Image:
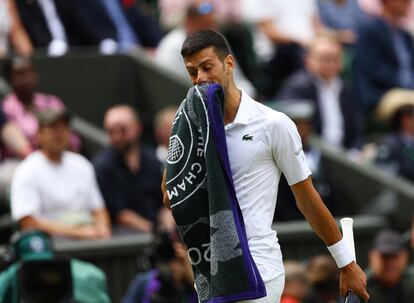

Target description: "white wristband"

left=327, top=237, right=354, bottom=268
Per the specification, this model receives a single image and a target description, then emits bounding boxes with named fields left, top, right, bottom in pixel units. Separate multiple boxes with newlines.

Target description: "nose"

left=195, top=70, right=208, bottom=84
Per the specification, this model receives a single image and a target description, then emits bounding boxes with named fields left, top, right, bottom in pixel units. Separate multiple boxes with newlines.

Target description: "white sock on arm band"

left=327, top=237, right=354, bottom=268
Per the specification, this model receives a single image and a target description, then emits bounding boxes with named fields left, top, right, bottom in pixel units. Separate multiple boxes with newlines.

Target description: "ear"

left=224, top=55, right=235, bottom=72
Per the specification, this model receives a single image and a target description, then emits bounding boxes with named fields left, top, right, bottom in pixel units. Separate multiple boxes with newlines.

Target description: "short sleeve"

left=11, top=163, right=42, bottom=221
left=272, top=114, right=311, bottom=185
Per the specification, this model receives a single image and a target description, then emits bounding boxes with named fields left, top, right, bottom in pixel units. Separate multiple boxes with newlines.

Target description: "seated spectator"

left=303, top=255, right=340, bottom=303
left=154, top=0, right=256, bottom=97
left=355, top=0, right=414, bottom=115
left=281, top=260, right=310, bottom=303
left=122, top=230, right=196, bottom=303
left=10, top=109, right=111, bottom=240
left=374, top=89, right=414, bottom=182
left=0, top=0, right=33, bottom=58
left=1, top=56, right=80, bottom=156
left=277, top=32, right=365, bottom=150
left=366, top=229, right=413, bottom=303
left=154, top=105, right=177, bottom=165
left=94, top=105, right=175, bottom=233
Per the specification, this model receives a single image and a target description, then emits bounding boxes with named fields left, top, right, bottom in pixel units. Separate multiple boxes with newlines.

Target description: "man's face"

left=306, top=39, right=343, bottom=81
left=104, top=110, right=141, bottom=152
left=37, top=120, right=70, bottom=156
left=369, top=250, right=408, bottom=287
left=184, top=47, right=233, bottom=90
left=10, top=62, right=38, bottom=97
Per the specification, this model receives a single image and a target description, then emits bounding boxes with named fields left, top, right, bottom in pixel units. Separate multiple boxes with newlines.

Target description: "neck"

left=223, top=84, right=241, bottom=125
left=42, top=150, right=63, bottom=163
left=123, top=143, right=141, bottom=172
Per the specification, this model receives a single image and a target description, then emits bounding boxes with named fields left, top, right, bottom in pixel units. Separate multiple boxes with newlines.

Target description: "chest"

left=225, top=123, right=274, bottom=178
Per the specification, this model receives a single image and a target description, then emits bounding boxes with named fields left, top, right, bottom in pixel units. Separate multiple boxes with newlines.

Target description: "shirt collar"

left=232, top=90, right=251, bottom=125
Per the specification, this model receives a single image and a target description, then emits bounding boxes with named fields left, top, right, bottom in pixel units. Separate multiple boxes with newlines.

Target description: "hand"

left=161, top=170, right=171, bottom=209
left=95, top=224, right=112, bottom=239
left=71, top=225, right=109, bottom=240
left=340, top=262, right=369, bottom=302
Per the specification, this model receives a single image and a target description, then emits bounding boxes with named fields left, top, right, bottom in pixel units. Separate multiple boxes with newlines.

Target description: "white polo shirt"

left=225, top=91, right=311, bottom=282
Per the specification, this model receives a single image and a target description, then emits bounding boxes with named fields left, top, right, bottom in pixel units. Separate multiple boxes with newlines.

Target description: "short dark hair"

left=181, top=30, right=231, bottom=60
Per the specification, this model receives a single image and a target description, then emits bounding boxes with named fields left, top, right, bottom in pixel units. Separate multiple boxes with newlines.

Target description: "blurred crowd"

left=1, top=0, right=414, bottom=302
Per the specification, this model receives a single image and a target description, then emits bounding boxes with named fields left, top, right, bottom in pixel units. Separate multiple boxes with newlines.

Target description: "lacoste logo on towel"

left=242, top=134, right=253, bottom=141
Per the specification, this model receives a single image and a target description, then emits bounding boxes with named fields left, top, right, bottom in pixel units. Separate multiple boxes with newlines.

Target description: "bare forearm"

left=291, top=177, right=342, bottom=246
left=1, top=122, right=32, bottom=158
left=20, top=216, right=79, bottom=238
left=117, top=209, right=153, bottom=232
left=8, top=0, right=33, bottom=56
left=92, top=208, right=110, bottom=228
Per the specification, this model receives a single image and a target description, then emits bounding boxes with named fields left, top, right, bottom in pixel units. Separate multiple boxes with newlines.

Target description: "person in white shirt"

left=161, top=30, right=369, bottom=302
left=11, top=109, right=111, bottom=240
left=277, top=32, right=365, bottom=150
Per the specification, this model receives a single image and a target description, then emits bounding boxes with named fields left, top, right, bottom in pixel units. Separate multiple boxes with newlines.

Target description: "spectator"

left=277, top=32, right=365, bottom=150
left=0, top=0, right=33, bottom=58
left=281, top=260, right=310, bottom=303
left=94, top=105, right=174, bottom=233
left=374, top=89, right=414, bottom=182
left=122, top=230, right=197, bottom=303
left=355, top=0, right=414, bottom=115
left=154, top=0, right=256, bottom=96
left=303, top=255, right=340, bottom=303
left=1, top=56, right=80, bottom=156
left=154, top=105, right=177, bottom=165
left=242, top=0, right=321, bottom=97
left=10, top=109, right=111, bottom=240
left=366, top=229, right=413, bottom=303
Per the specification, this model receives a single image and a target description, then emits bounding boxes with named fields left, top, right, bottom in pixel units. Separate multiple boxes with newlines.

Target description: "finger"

left=356, top=289, right=370, bottom=302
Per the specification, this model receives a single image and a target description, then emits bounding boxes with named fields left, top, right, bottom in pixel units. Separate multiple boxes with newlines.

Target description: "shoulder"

left=284, top=70, right=313, bottom=87
left=358, top=15, right=385, bottom=33
left=93, top=148, right=117, bottom=168
left=253, top=101, right=295, bottom=129
left=14, top=152, right=43, bottom=178
left=1, top=93, right=20, bottom=113
left=64, top=151, right=94, bottom=171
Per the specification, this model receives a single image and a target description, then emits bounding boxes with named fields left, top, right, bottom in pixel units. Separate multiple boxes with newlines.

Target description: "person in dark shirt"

left=94, top=104, right=175, bottom=233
